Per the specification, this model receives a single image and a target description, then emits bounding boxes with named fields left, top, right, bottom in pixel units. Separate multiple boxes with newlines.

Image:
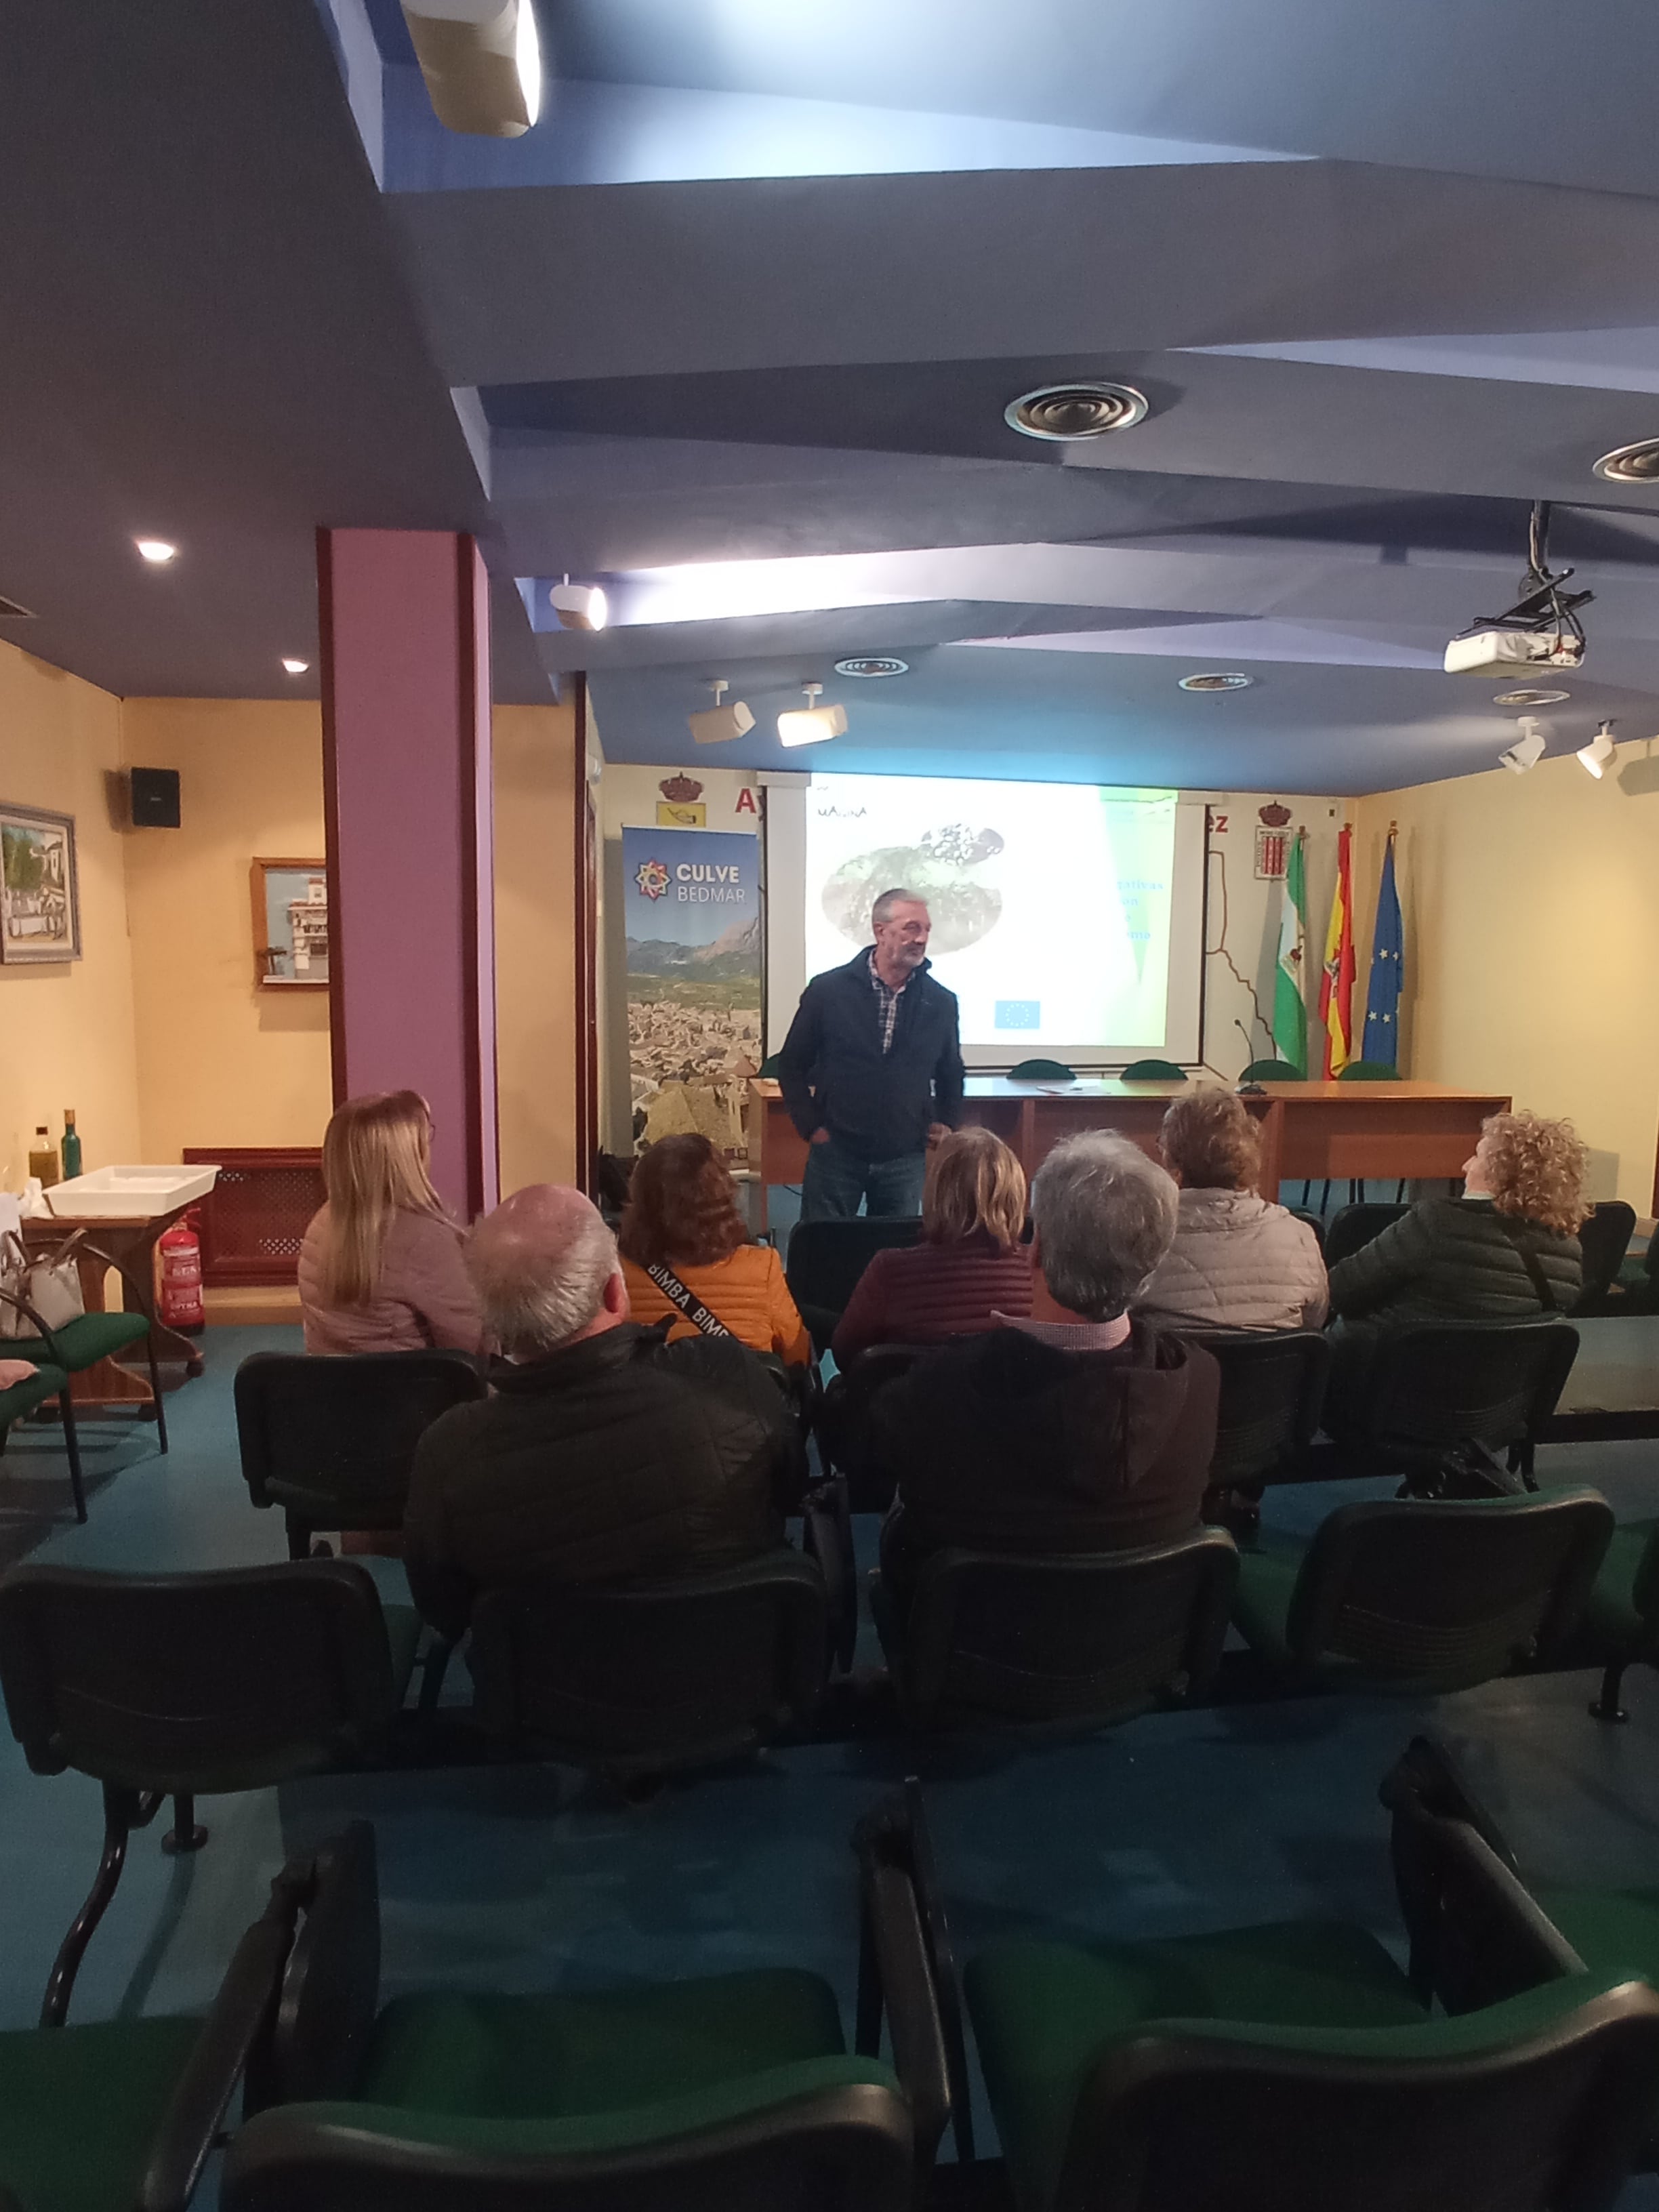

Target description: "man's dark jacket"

left=403, top=1324, right=792, bottom=1638
left=874, top=1320, right=1219, bottom=1607
left=777, top=947, right=964, bottom=1161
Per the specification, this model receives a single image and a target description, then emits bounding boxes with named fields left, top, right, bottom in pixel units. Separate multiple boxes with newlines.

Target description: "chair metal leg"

left=41, top=1784, right=158, bottom=2026
left=58, top=1388, right=87, bottom=1523
left=418, top=1635, right=459, bottom=1723
left=1590, top=1662, right=1630, bottom=1723
left=145, top=1327, right=168, bottom=1454
left=162, top=1794, right=209, bottom=1853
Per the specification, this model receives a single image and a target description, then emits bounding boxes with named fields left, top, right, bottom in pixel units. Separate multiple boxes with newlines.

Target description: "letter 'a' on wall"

left=621, top=827, right=760, bottom=1158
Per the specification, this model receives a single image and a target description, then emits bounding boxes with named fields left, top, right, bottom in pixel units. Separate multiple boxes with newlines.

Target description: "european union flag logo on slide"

left=995, top=1000, right=1040, bottom=1031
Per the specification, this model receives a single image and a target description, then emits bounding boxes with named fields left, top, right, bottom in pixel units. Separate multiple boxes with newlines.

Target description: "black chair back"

left=467, top=1552, right=829, bottom=1772
left=1059, top=1977, right=1659, bottom=2212
left=1362, top=1319, right=1579, bottom=1464
left=235, top=1351, right=487, bottom=1549
left=1572, top=1201, right=1637, bottom=1313
left=1324, top=1201, right=1410, bottom=1269
left=1287, top=1490, right=1613, bottom=1688
left=894, top=1530, right=1238, bottom=1733
left=785, top=1218, right=922, bottom=1347
left=0, top=1561, right=403, bottom=1795
left=1186, top=1331, right=1330, bottom=1489
left=248, top=1821, right=383, bottom=2113
left=819, top=1344, right=926, bottom=1511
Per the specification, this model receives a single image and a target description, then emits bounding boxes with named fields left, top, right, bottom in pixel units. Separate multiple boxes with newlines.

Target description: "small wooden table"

left=20, top=1205, right=202, bottom=1416
left=747, top=1077, right=1511, bottom=1223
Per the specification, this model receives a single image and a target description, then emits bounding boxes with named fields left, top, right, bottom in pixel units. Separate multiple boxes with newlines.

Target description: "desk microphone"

left=1233, top=1018, right=1263, bottom=1091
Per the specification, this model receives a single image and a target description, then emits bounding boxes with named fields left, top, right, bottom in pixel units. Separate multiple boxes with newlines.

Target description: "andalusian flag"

left=1271, top=830, right=1307, bottom=1073
left=1319, top=823, right=1357, bottom=1076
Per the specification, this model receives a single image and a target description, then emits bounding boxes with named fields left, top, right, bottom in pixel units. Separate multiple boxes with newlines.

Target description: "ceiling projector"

left=1444, top=630, right=1584, bottom=677
left=688, top=680, right=754, bottom=745
left=549, top=579, right=607, bottom=632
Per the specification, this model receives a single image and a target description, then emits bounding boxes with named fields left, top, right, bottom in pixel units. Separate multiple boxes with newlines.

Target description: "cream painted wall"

left=120, top=699, right=333, bottom=1166
left=1353, top=752, right=1659, bottom=1208
left=494, top=701, right=579, bottom=1192
left=0, top=642, right=140, bottom=1187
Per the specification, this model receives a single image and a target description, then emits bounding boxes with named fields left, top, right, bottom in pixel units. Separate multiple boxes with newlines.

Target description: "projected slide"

left=803, top=775, right=1189, bottom=1062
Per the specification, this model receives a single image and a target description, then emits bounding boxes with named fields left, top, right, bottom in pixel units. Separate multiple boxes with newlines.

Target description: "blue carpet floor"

left=5, top=1324, right=1659, bottom=2204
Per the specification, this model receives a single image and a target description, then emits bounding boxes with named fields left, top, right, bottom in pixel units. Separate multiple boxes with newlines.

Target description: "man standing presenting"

left=777, top=887, right=964, bottom=1221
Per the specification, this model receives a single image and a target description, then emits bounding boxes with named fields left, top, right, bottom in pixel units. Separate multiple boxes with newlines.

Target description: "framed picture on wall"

left=0, top=801, right=81, bottom=964
left=251, top=857, right=329, bottom=987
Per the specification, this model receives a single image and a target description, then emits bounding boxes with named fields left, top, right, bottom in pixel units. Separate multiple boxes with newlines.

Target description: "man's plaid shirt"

left=868, top=951, right=907, bottom=1053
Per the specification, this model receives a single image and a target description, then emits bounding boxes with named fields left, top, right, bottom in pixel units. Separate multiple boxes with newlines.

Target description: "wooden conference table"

left=746, top=1076, right=1511, bottom=1224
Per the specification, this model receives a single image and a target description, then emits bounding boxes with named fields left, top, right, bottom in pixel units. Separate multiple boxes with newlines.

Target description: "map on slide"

left=804, top=775, right=1180, bottom=1057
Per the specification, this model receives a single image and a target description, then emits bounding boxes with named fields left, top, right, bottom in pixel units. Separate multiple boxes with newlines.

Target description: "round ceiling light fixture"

left=834, top=656, right=909, bottom=678
left=1178, top=671, right=1254, bottom=693
left=1593, top=438, right=1659, bottom=485
left=1493, top=687, right=1570, bottom=707
left=1004, top=382, right=1150, bottom=442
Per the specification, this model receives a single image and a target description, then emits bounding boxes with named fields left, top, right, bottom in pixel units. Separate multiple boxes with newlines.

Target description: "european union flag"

left=1361, top=835, right=1404, bottom=1069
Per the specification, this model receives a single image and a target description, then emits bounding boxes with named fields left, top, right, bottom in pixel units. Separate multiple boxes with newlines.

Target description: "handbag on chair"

left=0, top=1229, right=87, bottom=1340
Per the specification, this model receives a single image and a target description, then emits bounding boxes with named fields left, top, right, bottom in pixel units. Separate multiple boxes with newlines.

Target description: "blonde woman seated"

left=619, top=1134, right=811, bottom=1366
left=298, top=1090, right=485, bottom=1356
left=1135, top=1088, right=1328, bottom=1332
left=831, top=1127, right=1033, bottom=1368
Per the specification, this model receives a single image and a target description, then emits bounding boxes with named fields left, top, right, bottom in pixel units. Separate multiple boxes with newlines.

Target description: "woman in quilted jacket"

left=1136, top=1088, right=1328, bottom=1333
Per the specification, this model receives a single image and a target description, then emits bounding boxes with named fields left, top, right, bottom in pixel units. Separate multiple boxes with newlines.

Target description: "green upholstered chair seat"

left=967, top=1929, right=1630, bottom=2212
left=11, top=1313, right=150, bottom=1372
left=1229, top=1541, right=1302, bottom=1666
left=1584, top=1521, right=1659, bottom=1659
left=0, top=2013, right=202, bottom=2212
left=967, top=1921, right=1427, bottom=2212
left=358, top=1969, right=851, bottom=2118
left=251, top=1970, right=901, bottom=2169
left=1536, top=1885, right=1659, bottom=1983
left=0, top=1364, right=68, bottom=1428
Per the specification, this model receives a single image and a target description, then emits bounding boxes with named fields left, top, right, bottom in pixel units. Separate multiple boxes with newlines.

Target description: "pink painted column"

left=318, top=528, right=498, bottom=1218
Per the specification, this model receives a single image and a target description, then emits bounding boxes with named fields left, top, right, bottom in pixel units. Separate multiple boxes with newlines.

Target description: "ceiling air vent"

left=1593, top=439, right=1659, bottom=485
left=1179, top=671, right=1254, bottom=693
left=1004, top=382, right=1150, bottom=441
left=0, top=594, right=37, bottom=619
left=834, top=656, right=909, bottom=678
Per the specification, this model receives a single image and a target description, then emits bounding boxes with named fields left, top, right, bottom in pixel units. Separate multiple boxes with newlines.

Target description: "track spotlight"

left=777, top=682, right=846, bottom=747
left=549, top=575, right=607, bottom=632
left=688, top=679, right=755, bottom=745
left=1577, top=720, right=1617, bottom=779
left=401, top=0, right=541, bottom=137
left=1498, top=717, right=1547, bottom=775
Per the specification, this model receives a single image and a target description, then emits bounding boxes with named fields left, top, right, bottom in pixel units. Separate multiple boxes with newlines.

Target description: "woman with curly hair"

left=1136, top=1088, right=1328, bottom=1332
left=619, top=1133, right=811, bottom=1366
left=1324, top=1108, right=1585, bottom=1429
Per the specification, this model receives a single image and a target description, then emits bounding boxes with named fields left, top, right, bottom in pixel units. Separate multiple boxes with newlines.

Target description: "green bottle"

left=61, top=1109, right=81, bottom=1181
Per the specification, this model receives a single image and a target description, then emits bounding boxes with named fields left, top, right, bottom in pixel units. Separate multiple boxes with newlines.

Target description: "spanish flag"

left=1319, top=825, right=1356, bottom=1076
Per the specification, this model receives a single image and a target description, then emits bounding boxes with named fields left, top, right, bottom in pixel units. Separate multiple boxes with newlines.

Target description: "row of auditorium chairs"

left=8, top=1738, right=1659, bottom=2209
left=5, top=1477, right=1659, bottom=2020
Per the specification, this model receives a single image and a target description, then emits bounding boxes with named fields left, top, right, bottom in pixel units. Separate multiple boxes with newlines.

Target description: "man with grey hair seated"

left=874, top=1131, right=1220, bottom=1612
left=403, top=1185, right=791, bottom=1638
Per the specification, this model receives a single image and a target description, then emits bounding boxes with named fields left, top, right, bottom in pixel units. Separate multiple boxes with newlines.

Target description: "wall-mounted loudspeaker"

left=129, top=767, right=181, bottom=828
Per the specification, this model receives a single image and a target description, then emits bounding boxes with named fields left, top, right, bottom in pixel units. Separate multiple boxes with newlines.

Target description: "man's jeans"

left=800, top=1133, right=926, bottom=1222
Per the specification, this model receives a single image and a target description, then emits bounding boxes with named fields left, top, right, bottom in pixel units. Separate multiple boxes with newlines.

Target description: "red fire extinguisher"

left=158, top=1209, right=205, bottom=1334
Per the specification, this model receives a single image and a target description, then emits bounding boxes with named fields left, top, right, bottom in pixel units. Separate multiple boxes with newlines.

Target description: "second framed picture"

left=251, top=857, right=329, bottom=987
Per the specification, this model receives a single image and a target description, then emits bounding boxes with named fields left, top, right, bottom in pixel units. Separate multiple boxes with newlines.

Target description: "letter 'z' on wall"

left=622, top=827, right=760, bottom=1156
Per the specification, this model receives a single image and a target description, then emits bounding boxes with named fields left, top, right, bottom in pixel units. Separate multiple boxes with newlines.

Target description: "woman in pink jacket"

left=298, top=1090, right=485, bottom=1357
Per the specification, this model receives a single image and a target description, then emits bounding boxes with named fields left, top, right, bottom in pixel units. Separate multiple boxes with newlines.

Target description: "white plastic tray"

left=43, top=1165, right=219, bottom=1219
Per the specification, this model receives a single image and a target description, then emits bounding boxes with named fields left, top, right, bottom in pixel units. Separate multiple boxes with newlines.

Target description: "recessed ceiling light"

left=1594, top=439, right=1659, bottom=485
left=1493, top=688, right=1570, bottom=707
left=834, top=656, right=909, bottom=678
left=281, top=658, right=310, bottom=675
left=1004, top=382, right=1150, bottom=442
left=135, top=539, right=178, bottom=565
left=1178, top=671, right=1254, bottom=693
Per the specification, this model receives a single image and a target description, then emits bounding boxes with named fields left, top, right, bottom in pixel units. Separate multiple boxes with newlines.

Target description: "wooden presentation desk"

left=747, top=1078, right=1511, bottom=1224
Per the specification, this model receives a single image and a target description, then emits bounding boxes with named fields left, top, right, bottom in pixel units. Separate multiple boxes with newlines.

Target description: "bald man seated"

left=403, top=1185, right=794, bottom=1639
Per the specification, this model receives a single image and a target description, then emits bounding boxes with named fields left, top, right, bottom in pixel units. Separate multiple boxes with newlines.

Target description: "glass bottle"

left=61, top=1110, right=81, bottom=1181
left=28, top=1126, right=59, bottom=1187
